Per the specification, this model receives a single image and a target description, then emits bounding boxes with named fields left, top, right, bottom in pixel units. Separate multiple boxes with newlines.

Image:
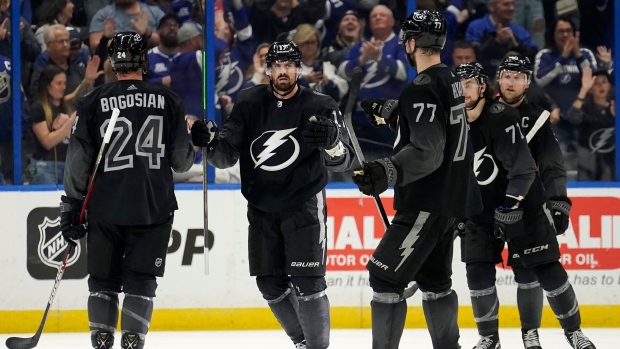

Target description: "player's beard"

left=407, top=52, right=417, bottom=69
left=273, top=74, right=296, bottom=94
left=499, top=89, right=524, bottom=105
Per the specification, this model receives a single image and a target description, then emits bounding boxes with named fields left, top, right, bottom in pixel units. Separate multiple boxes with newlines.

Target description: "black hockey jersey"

left=391, top=63, right=482, bottom=218
left=64, top=80, right=195, bottom=225
left=208, top=85, right=354, bottom=212
left=514, top=98, right=567, bottom=198
left=468, top=99, right=545, bottom=224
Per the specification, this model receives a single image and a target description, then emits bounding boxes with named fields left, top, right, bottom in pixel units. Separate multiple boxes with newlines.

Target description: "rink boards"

left=1, top=187, right=619, bottom=333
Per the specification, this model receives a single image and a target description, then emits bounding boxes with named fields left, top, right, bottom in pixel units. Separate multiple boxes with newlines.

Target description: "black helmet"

left=399, top=10, right=447, bottom=49
left=455, top=62, right=488, bottom=84
left=108, top=32, right=149, bottom=73
left=497, top=55, right=532, bottom=81
left=265, top=41, right=302, bottom=66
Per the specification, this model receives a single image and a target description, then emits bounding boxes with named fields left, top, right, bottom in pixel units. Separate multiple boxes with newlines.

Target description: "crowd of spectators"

left=0, top=0, right=615, bottom=185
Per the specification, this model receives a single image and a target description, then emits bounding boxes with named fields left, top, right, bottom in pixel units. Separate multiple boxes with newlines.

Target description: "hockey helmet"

left=399, top=10, right=447, bottom=49
left=497, top=55, right=532, bottom=83
left=265, top=41, right=302, bottom=67
left=108, top=32, right=149, bottom=74
left=455, top=62, right=488, bottom=85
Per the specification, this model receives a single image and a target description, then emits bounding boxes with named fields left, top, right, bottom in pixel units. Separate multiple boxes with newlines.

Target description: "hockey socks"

left=120, top=294, right=153, bottom=349
left=517, top=281, right=544, bottom=330
left=423, top=289, right=460, bottom=349
left=266, top=288, right=305, bottom=344
left=470, top=286, right=499, bottom=336
left=534, top=261, right=581, bottom=331
left=298, top=291, right=330, bottom=349
left=88, top=291, right=119, bottom=349
left=370, top=293, right=407, bottom=349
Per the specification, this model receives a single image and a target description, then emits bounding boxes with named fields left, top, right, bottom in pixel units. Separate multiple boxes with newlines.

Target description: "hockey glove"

left=360, top=98, right=398, bottom=127
left=493, top=207, right=524, bottom=242
left=59, top=195, right=88, bottom=240
left=191, top=120, right=218, bottom=148
left=352, top=159, right=396, bottom=196
left=302, top=115, right=340, bottom=149
left=550, top=197, right=572, bottom=235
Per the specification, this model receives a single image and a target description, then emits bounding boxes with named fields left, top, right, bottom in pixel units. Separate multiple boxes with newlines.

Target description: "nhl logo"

left=155, top=258, right=163, bottom=267
left=37, top=216, right=81, bottom=268
left=277, top=101, right=283, bottom=108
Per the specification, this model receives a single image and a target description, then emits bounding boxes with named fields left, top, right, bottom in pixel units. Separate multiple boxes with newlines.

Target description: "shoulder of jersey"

left=237, top=84, right=268, bottom=102
left=489, top=100, right=520, bottom=123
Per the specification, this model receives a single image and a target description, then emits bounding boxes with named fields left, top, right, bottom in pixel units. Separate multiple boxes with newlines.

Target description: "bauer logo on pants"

left=27, top=207, right=87, bottom=280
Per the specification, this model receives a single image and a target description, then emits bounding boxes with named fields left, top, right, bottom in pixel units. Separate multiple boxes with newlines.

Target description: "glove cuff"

left=324, top=140, right=345, bottom=158
left=376, top=158, right=397, bottom=186
left=495, top=207, right=523, bottom=224
left=550, top=199, right=571, bottom=215
left=60, top=195, right=83, bottom=212
left=381, top=100, right=399, bottom=121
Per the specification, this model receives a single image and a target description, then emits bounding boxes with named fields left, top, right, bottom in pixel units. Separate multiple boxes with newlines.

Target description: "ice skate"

left=294, top=340, right=307, bottom=349
left=564, top=329, right=596, bottom=349
left=472, top=333, right=500, bottom=349
left=521, top=328, right=542, bottom=349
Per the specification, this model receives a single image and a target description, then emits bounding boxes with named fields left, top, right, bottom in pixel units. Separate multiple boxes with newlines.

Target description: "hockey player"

left=60, top=32, right=195, bottom=349
left=190, top=41, right=355, bottom=349
left=353, top=10, right=482, bottom=349
left=455, top=61, right=596, bottom=349
left=496, top=54, right=571, bottom=348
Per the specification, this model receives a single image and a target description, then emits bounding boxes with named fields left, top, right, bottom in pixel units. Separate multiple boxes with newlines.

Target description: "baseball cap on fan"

left=177, top=21, right=202, bottom=43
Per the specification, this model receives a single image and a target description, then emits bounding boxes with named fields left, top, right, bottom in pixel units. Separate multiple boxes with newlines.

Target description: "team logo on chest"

left=250, top=128, right=300, bottom=171
left=277, top=101, right=283, bottom=108
left=473, top=146, right=499, bottom=185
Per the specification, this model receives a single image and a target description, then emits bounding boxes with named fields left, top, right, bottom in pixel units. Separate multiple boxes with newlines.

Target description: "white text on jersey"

left=100, top=93, right=165, bottom=112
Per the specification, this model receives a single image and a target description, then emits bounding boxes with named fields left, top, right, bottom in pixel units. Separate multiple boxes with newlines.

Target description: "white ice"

left=2, top=328, right=618, bottom=348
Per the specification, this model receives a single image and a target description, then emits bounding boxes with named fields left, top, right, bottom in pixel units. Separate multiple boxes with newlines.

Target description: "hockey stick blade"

left=5, top=241, right=76, bottom=349
left=343, top=67, right=390, bottom=229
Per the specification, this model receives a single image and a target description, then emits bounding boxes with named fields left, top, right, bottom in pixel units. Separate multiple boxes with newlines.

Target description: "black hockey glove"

left=360, top=98, right=398, bottom=127
left=59, top=195, right=88, bottom=240
left=302, top=115, right=340, bottom=149
left=493, top=207, right=524, bottom=242
left=550, top=197, right=572, bottom=235
left=352, top=159, right=396, bottom=196
left=191, top=120, right=218, bottom=148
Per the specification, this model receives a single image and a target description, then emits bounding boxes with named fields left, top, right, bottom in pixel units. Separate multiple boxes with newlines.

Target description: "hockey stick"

left=402, top=112, right=547, bottom=299
left=6, top=108, right=120, bottom=349
left=344, top=67, right=390, bottom=229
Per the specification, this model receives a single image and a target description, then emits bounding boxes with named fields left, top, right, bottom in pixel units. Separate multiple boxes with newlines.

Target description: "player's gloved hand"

left=360, top=98, right=398, bottom=127
left=191, top=120, right=218, bottom=148
left=59, top=195, right=88, bottom=240
left=352, top=158, right=397, bottom=196
left=493, top=206, right=524, bottom=242
left=302, top=115, right=340, bottom=149
left=550, top=197, right=571, bottom=235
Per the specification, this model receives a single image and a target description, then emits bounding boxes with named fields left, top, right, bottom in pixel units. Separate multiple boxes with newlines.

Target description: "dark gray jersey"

left=391, top=64, right=482, bottom=218
left=468, top=99, right=545, bottom=224
left=64, top=80, right=195, bottom=225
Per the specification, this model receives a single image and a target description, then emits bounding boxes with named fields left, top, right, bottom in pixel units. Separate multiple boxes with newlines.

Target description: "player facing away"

left=190, top=41, right=355, bottom=349
left=455, top=62, right=596, bottom=349
left=496, top=55, right=572, bottom=349
left=60, top=32, right=195, bottom=349
left=352, top=10, right=482, bottom=349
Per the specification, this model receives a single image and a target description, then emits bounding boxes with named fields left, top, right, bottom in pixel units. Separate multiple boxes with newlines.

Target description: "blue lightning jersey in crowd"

left=339, top=33, right=408, bottom=104
left=147, top=47, right=180, bottom=86
left=215, top=6, right=255, bottom=104
left=169, top=50, right=202, bottom=119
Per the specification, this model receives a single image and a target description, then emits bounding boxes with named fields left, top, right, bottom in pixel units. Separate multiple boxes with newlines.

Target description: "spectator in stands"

left=451, top=40, right=477, bottom=69
left=567, top=67, right=615, bottom=181
left=30, top=25, right=103, bottom=106
left=513, top=0, right=545, bottom=48
left=294, top=24, right=348, bottom=103
left=321, top=10, right=363, bottom=68
left=34, top=28, right=90, bottom=73
left=243, top=42, right=271, bottom=88
left=320, top=0, right=357, bottom=47
left=92, top=16, right=117, bottom=86
left=147, top=13, right=181, bottom=87
left=0, top=54, right=30, bottom=185
left=27, top=64, right=76, bottom=184
left=250, top=0, right=326, bottom=45
left=465, top=0, right=538, bottom=78
left=169, top=21, right=203, bottom=120
left=34, top=0, right=76, bottom=51
left=534, top=16, right=597, bottom=152
left=88, top=0, right=164, bottom=52
left=577, top=0, right=613, bottom=52
left=0, top=0, right=41, bottom=97
left=339, top=4, right=407, bottom=160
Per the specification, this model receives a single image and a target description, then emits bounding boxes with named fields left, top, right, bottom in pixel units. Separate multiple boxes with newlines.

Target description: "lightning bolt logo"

left=473, top=147, right=499, bottom=186
left=590, top=127, right=615, bottom=154
left=250, top=128, right=300, bottom=171
left=215, top=60, right=242, bottom=95
left=361, top=61, right=391, bottom=89
left=394, top=212, right=430, bottom=272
